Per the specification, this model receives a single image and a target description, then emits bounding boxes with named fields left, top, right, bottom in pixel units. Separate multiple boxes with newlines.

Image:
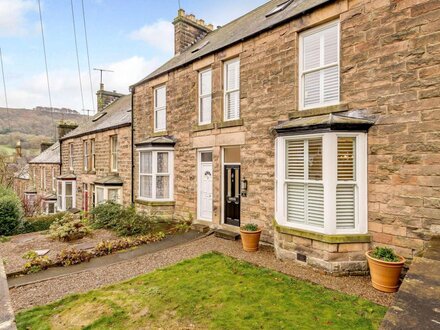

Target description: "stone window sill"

left=217, top=118, right=244, bottom=129
left=135, top=199, right=175, bottom=207
left=193, top=123, right=215, bottom=132
left=273, top=219, right=371, bottom=244
left=152, top=131, right=169, bottom=137
left=289, top=103, right=349, bottom=119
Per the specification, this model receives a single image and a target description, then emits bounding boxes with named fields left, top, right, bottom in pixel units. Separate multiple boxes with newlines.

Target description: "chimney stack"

left=40, top=142, right=53, bottom=153
left=173, top=9, right=213, bottom=55
left=96, top=83, right=124, bottom=112
left=15, top=140, right=22, bottom=158
left=57, top=121, right=78, bottom=139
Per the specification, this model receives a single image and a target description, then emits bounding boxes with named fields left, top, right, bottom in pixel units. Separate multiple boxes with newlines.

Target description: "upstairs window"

left=91, top=139, right=96, bottom=171
left=69, top=143, right=74, bottom=170
left=199, top=68, right=212, bottom=125
left=110, top=135, right=118, bottom=172
left=299, top=20, right=340, bottom=110
left=83, top=140, right=89, bottom=172
left=51, top=167, right=56, bottom=192
left=224, top=58, right=240, bottom=121
left=154, top=85, right=166, bottom=132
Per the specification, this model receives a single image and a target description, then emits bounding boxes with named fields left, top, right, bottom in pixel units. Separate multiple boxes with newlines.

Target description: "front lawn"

left=16, top=253, right=387, bottom=329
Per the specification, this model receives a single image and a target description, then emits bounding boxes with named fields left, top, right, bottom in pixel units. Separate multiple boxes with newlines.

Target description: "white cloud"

left=129, top=20, right=174, bottom=53
left=0, top=0, right=38, bottom=37
left=7, top=56, right=162, bottom=114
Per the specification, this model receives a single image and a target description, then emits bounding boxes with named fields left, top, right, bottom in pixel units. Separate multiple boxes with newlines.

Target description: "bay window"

left=299, top=20, right=340, bottom=110
left=275, top=132, right=367, bottom=235
left=139, top=149, right=174, bottom=201
left=95, top=186, right=121, bottom=205
left=57, top=180, right=76, bottom=211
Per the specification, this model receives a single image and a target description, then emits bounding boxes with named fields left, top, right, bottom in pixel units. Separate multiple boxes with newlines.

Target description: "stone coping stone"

left=214, top=229, right=240, bottom=241
left=380, top=236, right=440, bottom=329
left=0, top=259, right=16, bottom=329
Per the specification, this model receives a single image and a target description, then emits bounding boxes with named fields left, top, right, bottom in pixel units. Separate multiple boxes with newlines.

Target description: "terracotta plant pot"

left=240, top=229, right=262, bottom=252
left=366, top=251, right=405, bottom=293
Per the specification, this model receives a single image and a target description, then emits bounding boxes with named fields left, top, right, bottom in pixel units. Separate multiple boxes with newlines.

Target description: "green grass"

left=16, top=253, right=387, bottom=330
left=0, top=144, right=14, bottom=155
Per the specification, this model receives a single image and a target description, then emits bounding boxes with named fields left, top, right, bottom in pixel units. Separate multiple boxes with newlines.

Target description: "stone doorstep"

left=214, top=229, right=241, bottom=241
left=191, top=224, right=211, bottom=233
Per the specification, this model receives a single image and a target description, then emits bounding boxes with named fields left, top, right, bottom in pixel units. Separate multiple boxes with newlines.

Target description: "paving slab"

left=381, top=236, right=440, bottom=330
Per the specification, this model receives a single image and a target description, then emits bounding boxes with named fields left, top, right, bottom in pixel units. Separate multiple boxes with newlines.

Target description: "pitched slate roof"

left=29, top=142, right=60, bottom=164
left=132, top=0, right=332, bottom=87
left=60, top=94, right=132, bottom=141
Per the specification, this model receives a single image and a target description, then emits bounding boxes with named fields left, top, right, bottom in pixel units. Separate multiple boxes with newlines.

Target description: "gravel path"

left=0, top=230, right=118, bottom=274
left=10, top=235, right=394, bottom=312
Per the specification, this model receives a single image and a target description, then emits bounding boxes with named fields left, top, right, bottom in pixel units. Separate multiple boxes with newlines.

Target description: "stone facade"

left=28, top=163, right=60, bottom=195
left=131, top=0, right=439, bottom=274
left=59, top=125, right=132, bottom=209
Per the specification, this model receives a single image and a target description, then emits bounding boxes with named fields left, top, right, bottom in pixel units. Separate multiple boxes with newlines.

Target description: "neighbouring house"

left=130, top=0, right=440, bottom=274
left=57, top=86, right=132, bottom=212
left=27, top=141, right=62, bottom=214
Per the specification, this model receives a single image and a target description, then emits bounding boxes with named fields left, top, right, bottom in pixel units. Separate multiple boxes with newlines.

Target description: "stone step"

left=191, top=224, right=210, bottom=233
left=214, top=229, right=240, bottom=241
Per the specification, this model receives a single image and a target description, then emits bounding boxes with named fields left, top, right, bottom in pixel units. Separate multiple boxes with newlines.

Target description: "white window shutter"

left=336, top=137, right=356, bottom=229
left=307, top=183, right=324, bottom=227
left=227, top=60, right=239, bottom=91
left=303, top=33, right=320, bottom=71
left=201, top=70, right=212, bottom=95
left=323, top=24, right=339, bottom=65
left=225, top=59, right=240, bottom=120
left=323, top=66, right=339, bottom=103
left=287, top=183, right=305, bottom=224
left=286, top=140, right=304, bottom=179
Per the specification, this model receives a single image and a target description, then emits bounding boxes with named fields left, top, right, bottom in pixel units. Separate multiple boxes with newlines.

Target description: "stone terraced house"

left=130, top=0, right=440, bottom=274
left=57, top=89, right=132, bottom=212
left=27, top=142, right=62, bottom=214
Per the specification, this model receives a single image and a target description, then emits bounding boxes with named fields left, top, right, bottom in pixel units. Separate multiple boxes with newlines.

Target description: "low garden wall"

left=0, top=258, right=16, bottom=330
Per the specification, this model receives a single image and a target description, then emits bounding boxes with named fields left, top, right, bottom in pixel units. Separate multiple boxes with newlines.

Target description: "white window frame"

left=275, top=132, right=367, bottom=235
left=41, top=167, right=46, bottom=190
left=51, top=167, right=56, bottom=192
left=110, top=135, right=118, bottom=172
left=69, top=143, right=74, bottom=171
left=198, top=68, right=212, bottom=125
left=95, top=185, right=122, bottom=205
left=138, top=147, right=174, bottom=202
left=224, top=58, right=240, bottom=121
left=154, top=85, right=167, bottom=132
left=83, top=140, right=89, bottom=172
left=44, top=201, right=56, bottom=214
left=56, top=180, right=77, bottom=211
left=299, top=20, right=340, bottom=110
left=91, top=139, right=96, bottom=171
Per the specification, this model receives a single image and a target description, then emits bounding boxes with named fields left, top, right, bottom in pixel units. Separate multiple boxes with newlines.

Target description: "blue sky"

left=0, top=0, right=266, bottom=114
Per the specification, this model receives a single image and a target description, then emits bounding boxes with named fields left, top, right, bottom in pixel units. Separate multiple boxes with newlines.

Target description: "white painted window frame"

left=51, top=167, right=56, bottom=192
left=56, top=180, right=77, bottom=211
left=198, top=68, right=212, bottom=125
left=275, top=132, right=367, bottom=235
left=224, top=58, right=240, bottom=121
left=91, top=139, right=96, bottom=171
left=83, top=140, right=89, bottom=172
left=41, top=167, right=46, bottom=190
left=110, top=135, right=118, bottom=172
left=299, top=20, right=340, bottom=110
left=69, top=143, right=74, bottom=171
left=44, top=201, right=56, bottom=214
left=138, top=147, right=174, bottom=202
left=154, top=85, right=167, bottom=132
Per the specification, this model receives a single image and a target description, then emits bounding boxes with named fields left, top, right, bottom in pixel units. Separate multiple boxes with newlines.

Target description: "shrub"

left=22, top=250, right=52, bottom=274
left=55, top=248, right=93, bottom=266
left=0, top=186, right=24, bottom=236
left=49, top=213, right=91, bottom=242
left=370, top=247, right=400, bottom=262
left=241, top=223, right=259, bottom=231
left=90, top=201, right=124, bottom=229
left=90, top=202, right=160, bottom=236
left=18, top=212, right=67, bottom=234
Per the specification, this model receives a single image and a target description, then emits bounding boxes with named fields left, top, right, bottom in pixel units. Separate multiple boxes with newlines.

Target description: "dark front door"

left=224, top=165, right=240, bottom=226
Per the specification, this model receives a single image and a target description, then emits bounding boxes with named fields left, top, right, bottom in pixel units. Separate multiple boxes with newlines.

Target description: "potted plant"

left=240, top=223, right=262, bottom=252
left=366, top=246, right=405, bottom=293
